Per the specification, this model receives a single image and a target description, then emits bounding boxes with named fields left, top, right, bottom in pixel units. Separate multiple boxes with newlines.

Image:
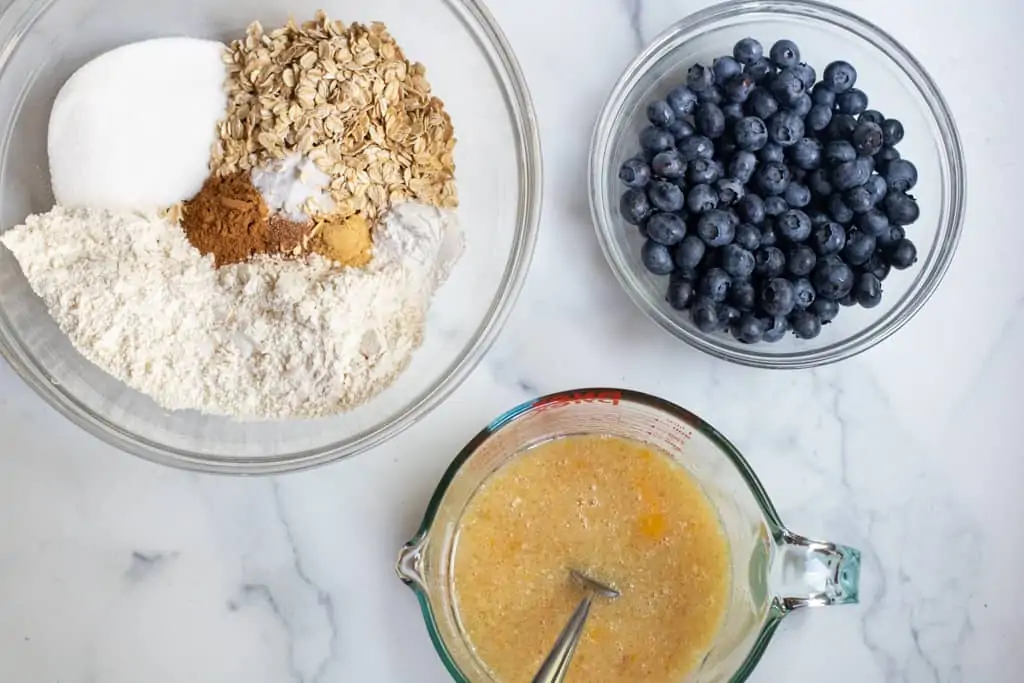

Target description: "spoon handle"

left=531, top=594, right=594, bottom=683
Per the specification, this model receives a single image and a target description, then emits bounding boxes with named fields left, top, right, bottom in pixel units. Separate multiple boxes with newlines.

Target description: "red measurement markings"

left=533, top=390, right=623, bottom=412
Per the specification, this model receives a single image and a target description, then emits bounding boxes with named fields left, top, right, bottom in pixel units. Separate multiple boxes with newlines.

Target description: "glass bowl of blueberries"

left=589, top=0, right=965, bottom=368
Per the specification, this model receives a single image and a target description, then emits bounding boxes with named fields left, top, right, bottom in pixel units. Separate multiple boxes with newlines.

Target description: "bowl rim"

left=588, top=0, right=966, bottom=369
left=0, top=0, right=543, bottom=475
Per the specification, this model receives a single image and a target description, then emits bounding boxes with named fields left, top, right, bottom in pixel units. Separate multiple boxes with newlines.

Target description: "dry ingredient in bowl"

left=181, top=172, right=271, bottom=266
left=0, top=203, right=463, bottom=419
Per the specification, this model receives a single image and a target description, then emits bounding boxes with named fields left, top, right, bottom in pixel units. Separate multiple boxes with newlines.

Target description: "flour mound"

left=0, top=204, right=462, bottom=419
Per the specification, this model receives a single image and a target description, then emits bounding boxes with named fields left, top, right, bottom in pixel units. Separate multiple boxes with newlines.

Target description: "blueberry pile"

left=618, top=37, right=920, bottom=343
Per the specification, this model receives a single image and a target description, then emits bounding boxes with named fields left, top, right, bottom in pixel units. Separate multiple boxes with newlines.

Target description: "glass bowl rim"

left=398, top=387, right=789, bottom=683
left=588, top=0, right=966, bottom=369
left=0, top=0, right=544, bottom=475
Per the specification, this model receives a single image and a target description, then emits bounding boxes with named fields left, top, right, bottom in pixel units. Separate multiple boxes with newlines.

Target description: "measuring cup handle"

left=774, top=529, right=860, bottom=612
left=531, top=594, right=594, bottom=683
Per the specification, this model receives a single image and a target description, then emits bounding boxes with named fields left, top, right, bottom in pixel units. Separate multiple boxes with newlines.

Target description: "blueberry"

left=821, top=60, right=857, bottom=93
left=729, top=280, right=757, bottom=310
left=716, top=177, right=745, bottom=206
left=697, top=209, right=736, bottom=247
left=756, top=161, right=791, bottom=195
left=719, top=243, right=755, bottom=280
left=827, top=194, right=855, bottom=224
left=784, top=183, right=812, bottom=208
left=783, top=244, right=814, bottom=276
left=718, top=303, right=743, bottom=327
left=884, top=192, right=920, bottom=225
left=827, top=114, right=858, bottom=141
left=619, top=157, right=651, bottom=188
left=713, top=56, right=743, bottom=83
left=805, top=104, right=833, bottom=133
left=651, top=150, right=686, bottom=179
left=620, top=188, right=652, bottom=225
left=764, top=195, right=789, bottom=216
left=665, top=122, right=693, bottom=145
left=877, top=224, right=906, bottom=248
left=746, top=88, right=779, bottom=120
left=839, top=292, right=857, bottom=307
left=646, top=212, right=688, bottom=246
left=699, top=85, right=725, bottom=105
left=759, top=277, right=796, bottom=316
left=687, top=158, right=720, bottom=185
left=813, top=255, right=855, bottom=299
left=886, top=238, right=918, bottom=269
left=761, top=315, right=790, bottom=342
left=760, top=220, right=779, bottom=246
left=729, top=150, right=758, bottom=184
left=737, top=193, right=766, bottom=224
left=832, top=157, right=873, bottom=191
left=789, top=138, right=823, bottom=171
left=724, top=74, right=757, bottom=104
left=735, top=116, right=769, bottom=151
left=808, top=168, right=833, bottom=197
left=691, top=297, right=722, bottom=332
left=667, top=86, right=699, bottom=117
left=687, top=183, right=720, bottom=214
left=700, top=267, right=732, bottom=302
left=776, top=209, right=812, bottom=242
left=874, top=146, right=901, bottom=173
left=824, top=140, right=857, bottom=167
left=812, top=82, right=836, bottom=107
left=733, top=37, right=764, bottom=64
left=754, top=246, right=787, bottom=278
left=770, top=68, right=805, bottom=105
left=841, top=230, right=876, bottom=265
left=791, top=62, right=817, bottom=90
left=639, top=126, right=675, bottom=155
left=695, top=102, right=726, bottom=139
left=641, top=239, right=675, bottom=275
left=722, top=102, right=745, bottom=125
left=808, top=210, right=832, bottom=228
left=734, top=222, right=762, bottom=251
left=666, top=275, right=696, bottom=310
left=678, top=135, right=715, bottom=162
left=671, top=235, right=704, bottom=270
left=852, top=121, right=884, bottom=156
left=857, top=209, right=889, bottom=237
left=675, top=265, right=702, bottom=282
left=811, top=297, right=840, bottom=324
left=768, top=110, right=805, bottom=147
left=811, top=221, right=846, bottom=255
left=866, top=174, right=888, bottom=204
left=745, top=57, right=774, bottom=83
left=845, top=185, right=875, bottom=214
left=789, top=93, right=813, bottom=118
left=789, top=309, right=822, bottom=339
left=687, top=63, right=715, bottom=92
left=862, top=252, right=891, bottom=281
left=881, top=118, right=905, bottom=146
left=792, top=277, right=816, bottom=308
left=885, top=159, right=918, bottom=193
left=856, top=109, right=883, bottom=125
left=647, top=180, right=686, bottom=212
left=731, top=313, right=766, bottom=343
left=769, top=39, right=800, bottom=69
left=849, top=271, right=882, bottom=308
left=647, top=100, right=676, bottom=127
left=837, top=88, right=868, bottom=116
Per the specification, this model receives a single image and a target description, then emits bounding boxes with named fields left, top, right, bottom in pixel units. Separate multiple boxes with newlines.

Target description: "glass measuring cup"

left=396, top=388, right=860, bottom=682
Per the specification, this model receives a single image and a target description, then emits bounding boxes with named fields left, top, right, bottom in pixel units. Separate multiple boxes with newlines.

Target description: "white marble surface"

left=2, top=0, right=1023, bottom=681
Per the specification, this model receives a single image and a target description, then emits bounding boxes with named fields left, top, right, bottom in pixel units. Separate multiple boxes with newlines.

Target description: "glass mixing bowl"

left=589, top=0, right=965, bottom=368
left=0, top=0, right=541, bottom=473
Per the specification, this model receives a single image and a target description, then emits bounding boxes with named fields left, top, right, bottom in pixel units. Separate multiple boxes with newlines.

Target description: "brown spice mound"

left=312, top=214, right=373, bottom=267
left=268, top=214, right=313, bottom=256
left=182, top=173, right=270, bottom=266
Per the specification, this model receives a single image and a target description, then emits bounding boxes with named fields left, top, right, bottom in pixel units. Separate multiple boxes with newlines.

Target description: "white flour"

left=0, top=202, right=463, bottom=419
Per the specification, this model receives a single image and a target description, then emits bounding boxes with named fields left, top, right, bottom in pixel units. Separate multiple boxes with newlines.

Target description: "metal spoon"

left=531, top=569, right=621, bottom=683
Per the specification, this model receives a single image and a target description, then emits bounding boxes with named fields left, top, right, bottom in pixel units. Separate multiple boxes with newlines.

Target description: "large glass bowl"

left=589, top=0, right=965, bottom=368
left=0, top=0, right=541, bottom=473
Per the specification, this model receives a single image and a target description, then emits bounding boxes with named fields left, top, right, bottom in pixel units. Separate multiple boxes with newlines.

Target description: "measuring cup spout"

left=772, top=529, right=860, bottom=612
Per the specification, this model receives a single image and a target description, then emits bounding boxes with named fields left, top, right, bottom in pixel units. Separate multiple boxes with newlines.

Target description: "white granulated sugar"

left=1, top=202, right=462, bottom=419
left=48, top=38, right=228, bottom=213
left=251, top=153, right=336, bottom=221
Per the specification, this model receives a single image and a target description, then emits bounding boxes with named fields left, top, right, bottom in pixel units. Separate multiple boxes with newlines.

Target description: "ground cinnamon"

left=182, top=172, right=271, bottom=266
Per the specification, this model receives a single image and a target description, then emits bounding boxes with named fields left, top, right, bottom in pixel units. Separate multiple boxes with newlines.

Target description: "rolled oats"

left=213, top=11, right=458, bottom=223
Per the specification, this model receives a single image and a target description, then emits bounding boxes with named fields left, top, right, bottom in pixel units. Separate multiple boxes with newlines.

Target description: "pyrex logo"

left=533, top=390, right=622, bottom=412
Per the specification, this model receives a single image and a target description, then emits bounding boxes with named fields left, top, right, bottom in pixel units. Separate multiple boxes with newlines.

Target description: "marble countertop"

left=2, top=0, right=1023, bottom=680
